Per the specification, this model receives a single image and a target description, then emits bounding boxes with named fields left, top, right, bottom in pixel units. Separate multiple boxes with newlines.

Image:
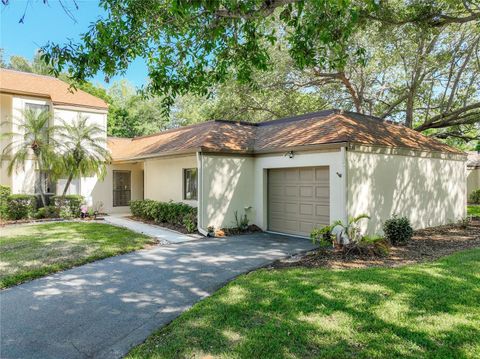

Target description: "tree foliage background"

left=2, top=0, right=479, bottom=149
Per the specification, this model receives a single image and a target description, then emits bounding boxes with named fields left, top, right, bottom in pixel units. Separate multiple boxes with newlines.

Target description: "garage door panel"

left=285, top=202, right=299, bottom=214
left=299, top=203, right=314, bottom=216
left=268, top=166, right=330, bottom=237
left=285, top=186, right=299, bottom=197
left=299, top=186, right=314, bottom=198
left=299, top=221, right=316, bottom=234
left=268, top=170, right=285, bottom=183
left=315, top=204, right=329, bottom=217
left=285, top=168, right=299, bottom=181
left=315, top=168, right=329, bottom=181
left=299, top=168, right=315, bottom=181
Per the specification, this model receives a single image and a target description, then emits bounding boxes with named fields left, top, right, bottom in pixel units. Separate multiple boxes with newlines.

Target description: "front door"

left=113, top=171, right=131, bottom=207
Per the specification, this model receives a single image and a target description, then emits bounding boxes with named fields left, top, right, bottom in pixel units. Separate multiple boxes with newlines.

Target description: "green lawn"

left=468, top=205, right=480, bottom=217
left=0, top=222, right=154, bottom=288
left=128, top=249, right=480, bottom=359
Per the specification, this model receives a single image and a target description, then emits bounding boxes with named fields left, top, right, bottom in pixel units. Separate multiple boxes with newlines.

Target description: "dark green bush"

left=35, top=205, right=60, bottom=219
left=130, top=199, right=197, bottom=230
left=7, top=194, right=36, bottom=220
left=469, top=189, right=480, bottom=204
left=0, top=185, right=11, bottom=219
left=52, top=195, right=84, bottom=218
left=383, top=214, right=413, bottom=245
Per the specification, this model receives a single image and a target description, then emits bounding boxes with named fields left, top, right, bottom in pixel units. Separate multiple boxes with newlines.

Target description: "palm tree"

left=0, top=108, right=60, bottom=207
left=57, top=114, right=111, bottom=196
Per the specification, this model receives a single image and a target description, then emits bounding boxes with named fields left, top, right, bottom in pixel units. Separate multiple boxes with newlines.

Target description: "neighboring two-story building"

left=0, top=68, right=108, bottom=206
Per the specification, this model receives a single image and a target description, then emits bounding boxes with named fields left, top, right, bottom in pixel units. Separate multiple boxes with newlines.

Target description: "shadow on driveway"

left=0, top=232, right=316, bottom=359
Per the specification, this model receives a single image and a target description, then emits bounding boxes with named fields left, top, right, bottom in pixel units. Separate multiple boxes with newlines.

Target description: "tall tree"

left=0, top=109, right=59, bottom=206
left=40, top=0, right=479, bottom=109
left=56, top=115, right=111, bottom=195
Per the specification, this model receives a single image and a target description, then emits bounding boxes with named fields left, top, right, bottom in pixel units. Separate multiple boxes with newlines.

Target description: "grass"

left=0, top=222, right=154, bottom=288
left=467, top=205, right=480, bottom=217
left=127, top=249, right=480, bottom=359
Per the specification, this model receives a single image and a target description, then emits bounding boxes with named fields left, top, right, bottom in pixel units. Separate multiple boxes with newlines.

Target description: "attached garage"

left=105, top=109, right=467, bottom=237
left=268, top=167, right=330, bottom=237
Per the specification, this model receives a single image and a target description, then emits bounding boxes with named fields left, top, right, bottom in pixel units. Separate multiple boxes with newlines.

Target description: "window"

left=25, top=103, right=49, bottom=113
left=183, top=168, right=198, bottom=200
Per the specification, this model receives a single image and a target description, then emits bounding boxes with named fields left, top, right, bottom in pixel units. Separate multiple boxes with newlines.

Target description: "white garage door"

left=268, top=167, right=330, bottom=237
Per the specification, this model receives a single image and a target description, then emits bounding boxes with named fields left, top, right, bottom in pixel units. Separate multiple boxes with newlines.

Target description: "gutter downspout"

left=341, top=145, right=348, bottom=224
left=196, top=152, right=208, bottom=236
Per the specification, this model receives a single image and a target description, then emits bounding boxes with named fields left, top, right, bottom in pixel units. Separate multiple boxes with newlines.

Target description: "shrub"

left=6, top=194, right=36, bottom=220
left=52, top=195, right=84, bottom=218
left=35, top=205, right=60, bottom=219
left=130, top=199, right=197, bottom=231
left=310, top=225, right=334, bottom=246
left=0, top=185, right=11, bottom=219
left=383, top=214, right=413, bottom=245
left=183, top=212, right=197, bottom=233
left=469, top=189, right=480, bottom=204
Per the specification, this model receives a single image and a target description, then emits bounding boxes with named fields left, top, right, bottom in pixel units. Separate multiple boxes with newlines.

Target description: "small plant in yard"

left=233, top=210, right=249, bottom=231
left=34, top=205, right=59, bottom=219
left=469, top=189, right=480, bottom=204
left=457, top=217, right=471, bottom=229
left=310, top=225, right=335, bottom=247
left=332, top=214, right=370, bottom=244
left=383, top=214, right=413, bottom=245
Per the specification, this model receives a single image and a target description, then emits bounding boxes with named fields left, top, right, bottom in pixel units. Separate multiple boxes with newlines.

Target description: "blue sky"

left=0, top=0, right=148, bottom=88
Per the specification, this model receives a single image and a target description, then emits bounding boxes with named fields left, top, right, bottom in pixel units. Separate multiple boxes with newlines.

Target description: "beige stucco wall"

left=90, top=162, right=144, bottom=213
left=252, top=149, right=347, bottom=233
left=143, top=155, right=198, bottom=206
left=199, top=154, right=255, bottom=230
left=347, top=149, right=466, bottom=235
left=467, top=168, right=480, bottom=199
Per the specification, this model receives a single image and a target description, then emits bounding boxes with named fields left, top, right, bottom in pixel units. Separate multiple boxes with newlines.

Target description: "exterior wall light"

left=284, top=151, right=294, bottom=159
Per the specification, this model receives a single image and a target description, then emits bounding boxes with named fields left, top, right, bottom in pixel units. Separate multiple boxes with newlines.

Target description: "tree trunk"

left=62, top=173, right=74, bottom=196
left=35, top=157, right=48, bottom=207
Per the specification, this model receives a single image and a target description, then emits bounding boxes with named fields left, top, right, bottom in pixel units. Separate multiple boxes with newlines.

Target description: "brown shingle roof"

left=108, top=110, right=463, bottom=161
left=0, top=68, right=108, bottom=110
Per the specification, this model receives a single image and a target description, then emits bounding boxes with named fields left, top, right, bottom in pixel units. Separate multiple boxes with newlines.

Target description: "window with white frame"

left=183, top=168, right=198, bottom=200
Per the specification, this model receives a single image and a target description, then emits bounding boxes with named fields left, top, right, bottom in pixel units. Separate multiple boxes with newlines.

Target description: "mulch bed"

left=271, top=220, right=480, bottom=269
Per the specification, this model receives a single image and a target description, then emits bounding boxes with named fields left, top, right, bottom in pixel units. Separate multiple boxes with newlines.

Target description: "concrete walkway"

left=104, top=215, right=202, bottom=244
left=0, top=232, right=316, bottom=359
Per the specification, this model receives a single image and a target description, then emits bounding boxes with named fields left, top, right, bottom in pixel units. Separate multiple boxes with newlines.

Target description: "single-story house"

left=0, top=69, right=467, bottom=237
left=467, top=151, right=480, bottom=198
left=101, top=110, right=467, bottom=237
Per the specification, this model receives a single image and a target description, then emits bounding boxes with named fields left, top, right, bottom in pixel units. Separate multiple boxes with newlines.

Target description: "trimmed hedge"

left=52, top=195, right=84, bottom=218
left=7, top=194, right=37, bottom=220
left=130, top=199, right=197, bottom=233
left=0, top=185, right=10, bottom=219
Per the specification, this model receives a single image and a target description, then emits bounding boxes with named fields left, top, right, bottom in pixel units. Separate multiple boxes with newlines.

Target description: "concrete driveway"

left=0, top=232, right=316, bottom=359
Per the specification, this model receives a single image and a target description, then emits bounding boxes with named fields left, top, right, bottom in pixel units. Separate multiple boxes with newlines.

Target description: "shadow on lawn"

left=130, top=249, right=480, bottom=359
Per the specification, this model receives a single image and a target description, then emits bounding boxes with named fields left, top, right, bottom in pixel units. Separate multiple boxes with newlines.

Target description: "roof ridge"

left=0, top=68, right=64, bottom=82
left=131, top=121, right=216, bottom=141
